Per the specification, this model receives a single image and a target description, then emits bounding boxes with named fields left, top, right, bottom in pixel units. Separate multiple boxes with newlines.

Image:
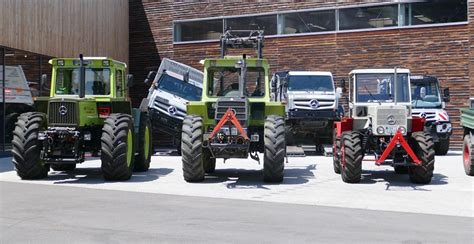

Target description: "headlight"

left=376, top=126, right=385, bottom=134
left=399, top=126, right=406, bottom=134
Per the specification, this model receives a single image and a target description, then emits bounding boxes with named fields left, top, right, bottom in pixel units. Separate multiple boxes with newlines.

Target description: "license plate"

left=436, top=124, right=451, bottom=133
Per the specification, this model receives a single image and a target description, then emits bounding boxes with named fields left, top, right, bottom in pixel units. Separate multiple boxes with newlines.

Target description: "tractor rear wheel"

left=263, top=115, right=285, bottom=183
left=203, top=149, right=216, bottom=174
left=51, top=164, right=76, bottom=172
left=340, top=131, right=363, bottom=183
left=434, top=138, right=449, bottom=155
left=463, top=133, right=474, bottom=176
left=11, top=112, right=50, bottom=179
left=408, top=132, right=435, bottom=184
left=134, top=113, right=152, bottom=172
left=333, top=130, right=341, bottom=174
left=181, top=115, right=205, bottom=182
left=101, top=114, right=134, bottom=181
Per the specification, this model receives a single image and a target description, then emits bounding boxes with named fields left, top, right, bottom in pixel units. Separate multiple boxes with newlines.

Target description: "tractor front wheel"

left=340, top=131, right=363, bottom=183
left=203, top=149, right=216, bottom=174
left=463, top=133, right=474, bottom=176
left=263, top=115, right=285, bottom=183
left=11, top=112, right=50, bottom=179
left=101, top=114, right=135, bottom=181
left=181, top=116, right=205, bottom=182
left=408, top=132, right=435, bottom=184
left=434, top=138, right=450, bottom=156
left=333, top=130, right=341, bottom=174
left=134, top=113, right=152, bottom=172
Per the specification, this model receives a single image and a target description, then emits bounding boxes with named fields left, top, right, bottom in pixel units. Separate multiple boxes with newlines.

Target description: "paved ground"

left=0, top=151, right=473, bottom=243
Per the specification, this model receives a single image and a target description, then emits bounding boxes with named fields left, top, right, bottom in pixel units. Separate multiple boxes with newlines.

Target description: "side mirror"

left=420, top=87, right=426, bottom=99
left=40, top=74, right=48, bottom=91
left=340, top=79, right=346, bottom=92
left=144, top=71, right=156, bottom=84
left=443, top=87, right=450, bottom=102
left=336, top=87, right=342, bottom=98
left=127, top=74, right=134, bottom=88
left=183, top=71, right=189, bottom=83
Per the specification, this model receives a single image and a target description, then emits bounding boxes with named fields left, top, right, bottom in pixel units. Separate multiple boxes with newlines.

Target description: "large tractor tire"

left=51, top=164, right=76, bottom=172
left=203, top=149, right=216, bottom=174
left=6, top=112, right=19, bottom=142
left=463, top=133, right=474, bottom=176
left=263, top=115, right=285, bottom=183
left=181, top=115, right=205, bottom=182
left=333, top=130, right=341, bottom=174
left=408, top=132, right=435, bottom=184
left=11, top=112, right=50, bottom=179
left=101, top=114, right=135, bottom=181
left=434, top=138, right=450, bottom=156
left=340, top=131, right=363, bottom=183
left=134, top=113, right=152, bottom=172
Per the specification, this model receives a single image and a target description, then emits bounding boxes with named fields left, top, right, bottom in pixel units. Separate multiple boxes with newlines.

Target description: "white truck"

left=0, top=66, right=35, bottom=143
left=410, top=75, right=451, bottom=155
left=271, top=71, right=343, bottom=154
left=141, top=58, right=203, bottom=153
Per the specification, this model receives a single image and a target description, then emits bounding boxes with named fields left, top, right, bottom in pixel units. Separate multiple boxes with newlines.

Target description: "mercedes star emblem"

left=59, top=105, right=68, bottom=116
left=420, top=112, right=427, bottom=118
left=309, top=99, right=319, bottom=109
left=167, top=106, right=177, bottom=115
left=387, top=115, right=396, bottom=125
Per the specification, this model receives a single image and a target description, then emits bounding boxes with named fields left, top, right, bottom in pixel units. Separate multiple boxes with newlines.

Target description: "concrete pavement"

left=0, top=152, right=473, bottom=217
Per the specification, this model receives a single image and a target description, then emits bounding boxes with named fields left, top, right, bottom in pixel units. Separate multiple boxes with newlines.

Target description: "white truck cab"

left=410, top=75, right=451, bottom=155
left=271, top=71, right=343, bottom=149
left=142, top=58, right=203, bottom=152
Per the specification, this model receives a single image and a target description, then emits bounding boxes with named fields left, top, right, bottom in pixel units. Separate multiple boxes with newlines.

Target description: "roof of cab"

left=350, top=68, right=410, bottom=74
left=288, top=71, right=333, bottom=77
left=49, top=57, right=127, bottom=68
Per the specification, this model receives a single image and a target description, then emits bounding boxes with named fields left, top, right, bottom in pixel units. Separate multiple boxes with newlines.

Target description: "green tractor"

left=11, top=55, right=152, bottom=180
left=461, top=98, right=474, bottom=176
left=181, top=30, right=286, bottom=182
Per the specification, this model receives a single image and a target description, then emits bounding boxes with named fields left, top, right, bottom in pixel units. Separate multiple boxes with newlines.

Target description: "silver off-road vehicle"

left=142, top=58, right=203, bottom=153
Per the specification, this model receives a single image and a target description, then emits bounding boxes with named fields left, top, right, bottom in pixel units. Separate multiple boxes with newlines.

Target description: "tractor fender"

left=334, top=117, right=353, bottom=138
left=139, top=98, right=149, bottom=112
left=411, top=117, right=425, bottom=132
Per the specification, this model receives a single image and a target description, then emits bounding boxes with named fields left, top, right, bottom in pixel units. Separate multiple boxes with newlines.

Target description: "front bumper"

left=150, top=109, right=183, bottom=136
left=39, top=127, right=85, bottom=163
left=424, top=122, right=452, bottom=141
left=287, top=109, right=339, bottom=120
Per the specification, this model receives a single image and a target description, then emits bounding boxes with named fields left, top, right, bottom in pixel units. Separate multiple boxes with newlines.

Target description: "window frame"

left=172, top=0, right=468, bottom=44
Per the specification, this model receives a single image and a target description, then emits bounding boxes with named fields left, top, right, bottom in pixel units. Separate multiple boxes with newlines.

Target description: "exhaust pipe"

left=79, top=54, right=85, bottom=98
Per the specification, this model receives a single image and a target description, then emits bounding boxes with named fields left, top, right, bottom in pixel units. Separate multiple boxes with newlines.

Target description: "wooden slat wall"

left=0, top=0, right=129, bottom=63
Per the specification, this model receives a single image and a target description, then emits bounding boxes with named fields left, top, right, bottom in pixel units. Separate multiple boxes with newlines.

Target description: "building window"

left=403, top=0, right=467, bottom=26
left=225, top=15, right=277, bottom=36
left=279, top=10, right=336, bottom=34
left=339, top=4, right=399, bottom=31
left=174, top=19, right=223, bottom=42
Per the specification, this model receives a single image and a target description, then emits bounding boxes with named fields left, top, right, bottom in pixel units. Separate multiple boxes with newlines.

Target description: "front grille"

left=376, top=108, right=407, bottom=126
left=48, top=101, right=78, bottom=126
left=215, top=99, right=248, bottom=123
left=412, top=111, right=436, bottom=122
left=292, top=98, right=334, bottom=110
left=152, top=97, right=186, bottom=120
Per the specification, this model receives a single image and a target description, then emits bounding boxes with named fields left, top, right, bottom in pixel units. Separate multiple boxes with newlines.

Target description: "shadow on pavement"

left=199, top=164, right=317, bottom=189
left=360, top=169, right=448, bottom=191
left=48, top=167, right=173, bottom=185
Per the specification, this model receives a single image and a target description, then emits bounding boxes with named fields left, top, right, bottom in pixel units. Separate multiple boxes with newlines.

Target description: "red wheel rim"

left=464, top=143, right=470, bottom=168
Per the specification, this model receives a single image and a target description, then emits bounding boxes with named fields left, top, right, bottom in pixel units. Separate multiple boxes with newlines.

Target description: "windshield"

left=55, top=68, right=110, bottom=95
left=157, top=74, right=202, bottom=101
left=355, top=73, right=410, bottom=103
left=411, top=80, right=441, bottom=108
left=288, top=75, right=334, bottom=92
left=207, top=67, right=265, bottom=97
